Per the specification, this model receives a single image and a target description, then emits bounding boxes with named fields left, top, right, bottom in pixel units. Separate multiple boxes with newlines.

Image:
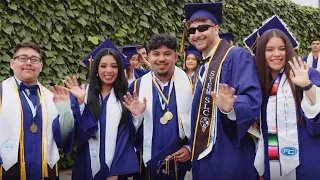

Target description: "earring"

left=96, top=73, right=98, bottom=76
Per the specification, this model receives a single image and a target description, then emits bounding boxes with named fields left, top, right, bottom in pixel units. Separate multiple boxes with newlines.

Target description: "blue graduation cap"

left=243, top=15, right=300, bottom=55
left=185, top=45, right=201, bottom=57
left=146, top=140, right=191, bottom=178
left=119, top=45, right=139, bottom=57
left=184, top=2, right=223, bottom=25
left=82, top=39, right=130, bottom=69
left=219, top=32, right=235, bottom=42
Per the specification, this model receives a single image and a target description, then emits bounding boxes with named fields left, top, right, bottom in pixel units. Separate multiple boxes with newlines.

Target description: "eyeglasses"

left=187, top=24, right=215, bottom=34
left=14, top=55, right=42, bottom=64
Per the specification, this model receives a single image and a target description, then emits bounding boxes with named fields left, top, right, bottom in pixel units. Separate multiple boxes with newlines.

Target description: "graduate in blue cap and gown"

left=183, top=45, right=202, bottom=84
left=64, top=39, right=139, bottom=180
left=244, top=15, right=320, bottom=180
left=219, top=32, right=236, bottom=45
left=120, top=46, right=150, bottom=86
left=123, top=34, right=193, bottom=180
left=302, top=39, right=320, bottom=71
left=0, top=42, right=75, bottom=179
left=184, top=2, right=262, bottom=179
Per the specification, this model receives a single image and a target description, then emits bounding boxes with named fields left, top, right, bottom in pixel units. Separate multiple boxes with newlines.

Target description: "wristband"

left=302, top=82, right=313, bottom=91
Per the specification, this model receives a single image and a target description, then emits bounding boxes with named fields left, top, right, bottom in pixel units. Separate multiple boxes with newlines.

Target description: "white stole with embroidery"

left=138, top=67, right=192, bottom=164
left=254, top=73, right=299, bottom=178
left=87, top=87, right=122, bottom=177
left=0, top=77, right=59, bottom=171
left=306, top=52, right=320, bottom=70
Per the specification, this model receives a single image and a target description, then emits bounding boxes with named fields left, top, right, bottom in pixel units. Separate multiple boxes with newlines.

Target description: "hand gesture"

left=174, top=146, right=191, bottom=162
left=211, top=84, right=237, bottom=113
left=123, top=92, right=146, bottom=116
left=51, top=85, right=70, bottom=104
left=63, top=76, right=86, bottom=104
left=288, top=57, right=310, bottom=88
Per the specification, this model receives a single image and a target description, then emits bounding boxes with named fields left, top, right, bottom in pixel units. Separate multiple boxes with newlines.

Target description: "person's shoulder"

left=228, top=46, right=253, bottom=59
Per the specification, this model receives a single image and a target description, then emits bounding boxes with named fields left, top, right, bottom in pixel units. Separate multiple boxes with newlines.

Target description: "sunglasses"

left=187, top=24, right=215, bottom=34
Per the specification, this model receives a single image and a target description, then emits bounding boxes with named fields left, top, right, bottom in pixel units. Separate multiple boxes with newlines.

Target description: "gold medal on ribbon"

left=164, top=111, right=173, bottom=121
left=160, top=116, right=168, bottom=125
left=30, top=122, right=38, bottom=134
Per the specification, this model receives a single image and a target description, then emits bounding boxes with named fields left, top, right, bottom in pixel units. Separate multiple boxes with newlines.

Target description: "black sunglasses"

left=187, top=24, right=215, bottom=34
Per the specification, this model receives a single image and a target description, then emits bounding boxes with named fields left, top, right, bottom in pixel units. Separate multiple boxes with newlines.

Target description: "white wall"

left=290, top=0, right=319, bottom=7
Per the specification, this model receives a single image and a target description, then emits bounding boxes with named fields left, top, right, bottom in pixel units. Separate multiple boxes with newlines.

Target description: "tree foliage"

left=0, top=0, right=319, bottom=169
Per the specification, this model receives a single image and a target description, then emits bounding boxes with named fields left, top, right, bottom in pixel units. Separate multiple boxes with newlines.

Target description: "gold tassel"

left=182, top=52, right=186, bottom=70
left=0, top=165, right=2, bottom=180
left=55, top=163, right=58, bottom=177
left=249, top=32, right=260, bottom=54
left=42, top=160, right=48, bottom=178
left=20, top=162, right=26, bottom=180
left=139, top=150, right=142, bottom=174
left=89, top=55, right=93, bottom=74
left=174, top=156, right=178, bottom=180
left=179, top=30, right=186, bottom=53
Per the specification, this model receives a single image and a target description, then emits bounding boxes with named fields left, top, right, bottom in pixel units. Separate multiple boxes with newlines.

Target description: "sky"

left=290, top=0, right=318, bottom=7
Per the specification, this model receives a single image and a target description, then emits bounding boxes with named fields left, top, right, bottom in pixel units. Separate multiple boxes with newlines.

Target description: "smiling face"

left=10, top=47, right=43, bottom=85
left=265, top=36, right=286, bottom=77
left=188, top=19, right=220, bottom=56
left=98, top=55, right=119, bottom=86
left=148, top=45, right=177, bottom=78
left=185, top=54, right=198, bottom=71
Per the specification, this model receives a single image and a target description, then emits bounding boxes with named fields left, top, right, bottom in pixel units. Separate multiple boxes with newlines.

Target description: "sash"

left=87, top=87, right=122, bottom=177
left=306, top=52, right=320, bottom=70
left=255, top=73, right=299, bottom=178
left=137, top=67, right=192, bottom=164
left=0, top=77, right=59, bottom=172
left=191, top=40, right=233, bottom=160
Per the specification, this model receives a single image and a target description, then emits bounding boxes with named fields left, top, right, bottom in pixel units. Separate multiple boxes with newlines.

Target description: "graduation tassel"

left=42, top=160, right=49, bottom=178
left=0, top=165, right=2, bottom=180
left=179, top=29, right=187, bottom=70
left=179, top=30, right=186, bottom=54
left=89, top=56, right=93, bottom=75
left=174, top=155, right=178, bottom=180
left=139, top=150, right=143, bottom=174
left=55, top=163, right=59, bottom=177
left=19, top=112, right=26, bottom=180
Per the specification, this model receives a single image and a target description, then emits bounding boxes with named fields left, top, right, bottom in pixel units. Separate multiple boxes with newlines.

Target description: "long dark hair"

left=183, top=53, right=201, bottom=72
left=255, top=29, right=303, bottom=122
left=87, top=48, right=129, bottom=124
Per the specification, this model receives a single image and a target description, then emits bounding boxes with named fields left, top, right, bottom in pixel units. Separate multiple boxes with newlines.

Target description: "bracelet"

left=302, top=82, right=313, bottom=91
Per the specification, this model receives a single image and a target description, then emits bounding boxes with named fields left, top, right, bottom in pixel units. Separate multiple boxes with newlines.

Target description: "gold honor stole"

left=0, top=77, right=59, bottom=180
left=192, top=40, right=233, bottom=160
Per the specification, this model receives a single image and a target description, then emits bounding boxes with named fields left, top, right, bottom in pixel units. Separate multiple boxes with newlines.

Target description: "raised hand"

left=211, top=84, right=237, bottom=113
left=288, top=57, right=310, bottom=88
left=51, top=85, right=70, bottom=104
left=123, top=92, right=147, bottom=116
left=63, top=76, right=86, bottom=104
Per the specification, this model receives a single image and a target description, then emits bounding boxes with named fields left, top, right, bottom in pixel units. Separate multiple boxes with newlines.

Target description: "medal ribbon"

left=152, top=75, right=174, bottom=111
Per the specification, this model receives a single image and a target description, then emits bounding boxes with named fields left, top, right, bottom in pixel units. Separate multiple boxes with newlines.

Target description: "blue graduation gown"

left=302, top=55, right=318, bottom=69
left=191, top=47, right=262, bottom=180
left=1, top=91, right=74, bottom=180
left=134, top=68, right=149, bottom=79
left=261, top=68, right=320, bottom=180
left=71, top=94, right=139, bottom=180
left=129, top=81, right=191, bottom=180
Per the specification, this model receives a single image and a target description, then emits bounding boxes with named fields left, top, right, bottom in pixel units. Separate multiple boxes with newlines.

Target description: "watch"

left=302, top=82, right=313, bottom=91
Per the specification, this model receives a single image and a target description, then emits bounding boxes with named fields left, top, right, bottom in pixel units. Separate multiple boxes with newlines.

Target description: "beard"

left=156, top=71, right=169, bottom=77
